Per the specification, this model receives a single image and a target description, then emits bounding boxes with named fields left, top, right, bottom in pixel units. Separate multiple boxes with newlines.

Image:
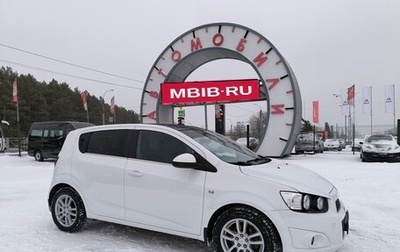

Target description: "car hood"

left=239, top=159, right=334, bottom=197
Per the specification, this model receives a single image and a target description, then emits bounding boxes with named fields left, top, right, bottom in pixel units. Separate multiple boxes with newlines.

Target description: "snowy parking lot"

left=1, top=149, right=399, bottom=252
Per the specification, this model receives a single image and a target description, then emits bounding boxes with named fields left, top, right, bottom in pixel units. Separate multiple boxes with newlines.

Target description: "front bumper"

left=295, top=145, right=320, bottom=152
left=271, top=199, right=349, bottom=252
left=324, top=146, right=340, bottom=150
left=363, top=151, right=400, bottom=161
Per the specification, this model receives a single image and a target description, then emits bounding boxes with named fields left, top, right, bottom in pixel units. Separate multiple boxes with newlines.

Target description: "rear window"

left=79, top=130, right=130, bottom=157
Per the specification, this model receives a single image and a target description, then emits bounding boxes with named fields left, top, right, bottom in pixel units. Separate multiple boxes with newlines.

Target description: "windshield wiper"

left=230, top=156, right=271, bottom=166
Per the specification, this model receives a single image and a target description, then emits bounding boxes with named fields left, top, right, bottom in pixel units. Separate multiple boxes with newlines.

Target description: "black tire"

left=34, top=150, right=43, bottom=162
left=212, top=206, right=282, bottom=252
left=51, top=187, right=87, bottom=233
left=360, top=153, right=367, bottom=162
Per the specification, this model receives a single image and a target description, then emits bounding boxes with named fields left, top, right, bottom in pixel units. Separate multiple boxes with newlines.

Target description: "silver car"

left=294, top=133, right=324, bottom=154
left=360, top=134, right=400, bottom=162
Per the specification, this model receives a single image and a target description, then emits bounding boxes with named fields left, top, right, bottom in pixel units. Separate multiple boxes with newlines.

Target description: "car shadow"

left=82, top=220, right=213, bottom=252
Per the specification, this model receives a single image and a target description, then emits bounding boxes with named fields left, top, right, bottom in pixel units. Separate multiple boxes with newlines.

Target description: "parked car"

left=294, top=133, right=324, bottom=153
left=351, top=138, right=364, bottom=151
left=28, top=121, right=94, bottom=161
left=324, top=139, right=342, bottom=151
left=0, top=120, right=8, bottom=152
left=48, top=124, right=348, bottom=252
left=360, top=134, right=400, bottom=162
left=338, top=139, right=346, bottom=149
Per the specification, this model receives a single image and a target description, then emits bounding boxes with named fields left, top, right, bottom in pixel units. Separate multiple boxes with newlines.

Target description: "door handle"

left=128, top=170, right=143, bottom=177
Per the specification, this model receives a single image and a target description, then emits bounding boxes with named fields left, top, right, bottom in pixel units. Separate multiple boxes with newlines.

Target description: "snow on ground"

left=1, top=148, right=399, bottom=252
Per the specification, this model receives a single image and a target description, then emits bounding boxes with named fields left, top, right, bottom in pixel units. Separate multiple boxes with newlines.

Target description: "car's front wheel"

left=212, top=206, right=282, bottom=252
left=51, top=187, right=87, bottom=233
left=34, top=150, right=43, bottom=161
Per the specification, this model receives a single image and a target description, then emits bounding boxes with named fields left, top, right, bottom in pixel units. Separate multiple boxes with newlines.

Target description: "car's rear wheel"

left=34, top=150, right=43, bottom=161
left=51, top=187, right=87, bottom=233
left=212, top=206, right=282, bottom=252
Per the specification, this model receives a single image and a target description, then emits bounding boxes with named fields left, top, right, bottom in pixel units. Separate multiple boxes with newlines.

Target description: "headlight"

left=303, top=194, right=311, bottom=210
left=280, top=191, right=328, bottom=213
left=317, top=197, right=324, bottom=211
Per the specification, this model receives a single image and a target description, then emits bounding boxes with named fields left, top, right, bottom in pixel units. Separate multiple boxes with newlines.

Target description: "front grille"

left=335, top=199, right=341, bottom=212
left=342, top=211, right=350, bottom=237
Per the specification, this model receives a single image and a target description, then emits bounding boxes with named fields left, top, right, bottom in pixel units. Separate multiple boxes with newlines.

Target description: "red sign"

left=161, top=79, right=260, bottom=105
left=312, top=100, right=319, bottom=124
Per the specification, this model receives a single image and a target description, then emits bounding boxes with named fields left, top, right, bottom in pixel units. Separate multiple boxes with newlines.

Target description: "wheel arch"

left=48, top=183, right=79, bottom=209
left=204, top=203, right=282, bottom=246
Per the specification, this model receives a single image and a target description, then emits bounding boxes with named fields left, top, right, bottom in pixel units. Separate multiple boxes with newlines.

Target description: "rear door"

left=124, top=129, right=206, bottom=235
left=72, top=129, right=130, bottom=219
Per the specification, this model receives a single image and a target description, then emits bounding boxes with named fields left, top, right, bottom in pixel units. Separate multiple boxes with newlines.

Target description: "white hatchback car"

left=48, top=124, right=349, bottom=252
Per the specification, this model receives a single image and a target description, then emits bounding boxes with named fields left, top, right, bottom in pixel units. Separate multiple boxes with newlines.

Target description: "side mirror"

left=172, top=153, right=217, bottom=173
left=172, top=153, right=197, bottom=169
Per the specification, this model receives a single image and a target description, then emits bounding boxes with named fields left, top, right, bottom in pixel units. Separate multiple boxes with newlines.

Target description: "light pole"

left=333, top=93, right=346, bottom=140
left=226, top=118, right=233, bottom=136
left=253, top=103, right=263, bottom=139
left=102, top=89, right=114, bottom=125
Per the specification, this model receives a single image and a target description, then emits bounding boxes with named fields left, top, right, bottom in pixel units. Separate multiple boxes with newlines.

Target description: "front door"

left=124, top=130, right=206, bottom=235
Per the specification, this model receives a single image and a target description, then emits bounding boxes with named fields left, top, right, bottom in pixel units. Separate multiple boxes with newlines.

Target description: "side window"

left=29, top=129, right=43, bottom=138
left=83, top=130, right=129, bottom=157
left=49, top=129, right=64, bottom=138
left=136, top=130, right=193, bottom=163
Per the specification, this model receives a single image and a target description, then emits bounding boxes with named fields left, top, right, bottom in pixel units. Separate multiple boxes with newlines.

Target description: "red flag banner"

left=81, top=91, right=88, bottom=111
left=312, top=101, right=319, bottom=124
left=347, top=85, right=355, bottom=105
left=12, top=79, right=18, bottom=103
left=110, top=96, right=115, bottom=114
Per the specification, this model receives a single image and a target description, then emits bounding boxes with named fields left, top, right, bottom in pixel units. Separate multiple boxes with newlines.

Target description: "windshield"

left=297, top=133, right=315, bottom=141
left=325, top=139, right=337, bottom=143
left=367, top=135, right=394, bottom=142
left=178, top=127, right=270, bottom=165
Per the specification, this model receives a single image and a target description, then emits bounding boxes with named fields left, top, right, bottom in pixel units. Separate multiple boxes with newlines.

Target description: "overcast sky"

left=1, top=0, right=399, bottom=133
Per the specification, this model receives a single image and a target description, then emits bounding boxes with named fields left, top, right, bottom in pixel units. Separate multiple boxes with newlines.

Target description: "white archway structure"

left=140, top=23, right=302, bottom=157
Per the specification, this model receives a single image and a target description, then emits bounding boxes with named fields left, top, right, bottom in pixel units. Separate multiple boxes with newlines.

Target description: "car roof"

left=69, top=123, right=212, bottom=135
